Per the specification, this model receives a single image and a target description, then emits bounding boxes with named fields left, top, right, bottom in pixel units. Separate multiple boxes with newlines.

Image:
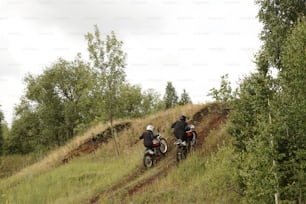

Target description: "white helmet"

left=189, top=124, right=195, bottom=130
left=146, top=125, right=154, bottom=132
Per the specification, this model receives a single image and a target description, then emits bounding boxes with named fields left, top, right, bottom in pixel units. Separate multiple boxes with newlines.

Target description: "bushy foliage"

left=178, top=89, right=192, bottom=105
left=274, top=19, right=306, bottom=202
left=208, top=74, right=233, bottom=103
left=256, top=0, right=306, bottom=69
left=228, top=72, right=274, bottom=152
left=227, top=71, right=278, bottom=203
left=229, top=2, right=306, bottom=202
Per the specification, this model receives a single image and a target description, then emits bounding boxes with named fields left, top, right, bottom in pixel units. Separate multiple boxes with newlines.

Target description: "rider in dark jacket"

left=139, top=125, right=155, bottom=149
left=171, top=115, right=190, bottom=145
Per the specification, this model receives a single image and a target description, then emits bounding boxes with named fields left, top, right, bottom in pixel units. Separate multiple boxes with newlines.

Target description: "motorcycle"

left=175, top=124, right=197, bottom=162
left=143, top=133, right=168, bottom=168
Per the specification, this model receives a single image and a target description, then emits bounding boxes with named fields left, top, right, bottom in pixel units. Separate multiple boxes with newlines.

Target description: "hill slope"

left=0, top=103, right=237, bottom=204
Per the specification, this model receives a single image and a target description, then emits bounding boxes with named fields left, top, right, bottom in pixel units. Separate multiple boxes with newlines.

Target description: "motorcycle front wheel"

left=143, top=154, right=154, bottom=168
left=176, top=146, right=187, bottom=162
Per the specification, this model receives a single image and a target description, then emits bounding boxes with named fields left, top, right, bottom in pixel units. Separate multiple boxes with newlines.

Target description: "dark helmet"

left=179, top=115, right=186, bottom=121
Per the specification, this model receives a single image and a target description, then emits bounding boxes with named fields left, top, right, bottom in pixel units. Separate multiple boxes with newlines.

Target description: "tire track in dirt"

left=121, top=151, right=177, bottom=201
left=88, top=167, right=145, bottom=204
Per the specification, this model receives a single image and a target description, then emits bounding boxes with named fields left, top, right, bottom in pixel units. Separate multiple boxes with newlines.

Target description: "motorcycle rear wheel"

left=159, top=138, right=168, bottom=154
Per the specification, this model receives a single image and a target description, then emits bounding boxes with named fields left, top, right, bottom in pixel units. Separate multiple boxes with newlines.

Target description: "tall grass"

left=0, top=154, right=39, bottom=178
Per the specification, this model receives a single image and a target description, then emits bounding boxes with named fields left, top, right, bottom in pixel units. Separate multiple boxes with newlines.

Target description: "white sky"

left=0, top=0, right=262, bottom=126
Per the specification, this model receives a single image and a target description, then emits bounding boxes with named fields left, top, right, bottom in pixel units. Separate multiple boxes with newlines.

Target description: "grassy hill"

left=0, top=103, right=241, bottom=203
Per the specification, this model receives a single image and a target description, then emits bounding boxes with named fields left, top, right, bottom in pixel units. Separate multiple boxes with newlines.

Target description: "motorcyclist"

left=139, top=125, right=156, bottom=150
left=171, top=115, right=190, bottom=146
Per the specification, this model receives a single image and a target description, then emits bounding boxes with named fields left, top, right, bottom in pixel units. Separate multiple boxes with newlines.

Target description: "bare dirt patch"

left=62, top=122, right=131, bottom=164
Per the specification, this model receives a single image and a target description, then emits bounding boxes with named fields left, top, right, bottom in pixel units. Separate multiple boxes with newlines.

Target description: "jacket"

left=171, top=120, right=189, bottom=139
left=139, top=130, right=154, bottom=147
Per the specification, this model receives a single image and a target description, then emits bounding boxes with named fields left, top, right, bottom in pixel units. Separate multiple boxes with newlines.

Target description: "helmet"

left=146, top=125, right=154, bottom=132
left=179, top=115, right=186, bottom=121
left=189, top=124, right=195, bottom=130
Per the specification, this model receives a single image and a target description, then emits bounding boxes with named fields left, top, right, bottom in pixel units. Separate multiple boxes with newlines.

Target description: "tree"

left=85, top=25, right=127, bottom=155
left=207, top=74, right=233, bottom=102
left=141, top=89, right=164, bottom=115
left=0, top=109, right=4, bottom=155
left=116, top=85, right=163, bottom=118
left=230, top=72, right=280, bottom=203
left=228, top=3, right=306, bottom=202
left=252, top=2, right=306, bottom=202
left=26, top=55, right=95, bottom=144
left=163, top=81, right=178, bottom=109
left=178, top=89, right=192, bottom=105
left=116, top=84, right=143, bottom=118
left=1, top=122, right=9, bottom=155
left=274, top=19, right=306, bottom=203
left=7, top=55, right=96, bottom=153
left=6, top=98, right=40, bottom=154
left=46, top=55, right=97, bottom=138
left=256, top=0, right=306, bottom=69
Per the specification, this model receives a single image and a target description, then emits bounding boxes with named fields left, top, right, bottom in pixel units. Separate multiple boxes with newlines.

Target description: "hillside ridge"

left=88, top=103, right=229, bottom=203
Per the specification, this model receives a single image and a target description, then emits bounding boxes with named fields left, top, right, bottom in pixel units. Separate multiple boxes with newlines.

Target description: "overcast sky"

left=0, top=0, right=262, bottom=126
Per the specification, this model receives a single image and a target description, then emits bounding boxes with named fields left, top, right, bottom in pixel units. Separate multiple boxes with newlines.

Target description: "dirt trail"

left=87, top=104, right=229, bottom=203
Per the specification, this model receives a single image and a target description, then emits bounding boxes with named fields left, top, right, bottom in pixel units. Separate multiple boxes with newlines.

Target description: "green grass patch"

left=203, top=123, right=232, bottom=155
left=0, top=147, right=142, bottom=204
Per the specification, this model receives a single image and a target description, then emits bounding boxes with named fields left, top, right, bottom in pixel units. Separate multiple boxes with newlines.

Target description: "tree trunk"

left=268, top=99, right=279, bottom=204
left=110, top=114, right=119, bottom=156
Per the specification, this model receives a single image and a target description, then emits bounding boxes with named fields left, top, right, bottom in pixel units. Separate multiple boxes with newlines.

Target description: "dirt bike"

left=175, top=124, right=197, bottom=162
left=143, top=134, right=168, bottom=168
